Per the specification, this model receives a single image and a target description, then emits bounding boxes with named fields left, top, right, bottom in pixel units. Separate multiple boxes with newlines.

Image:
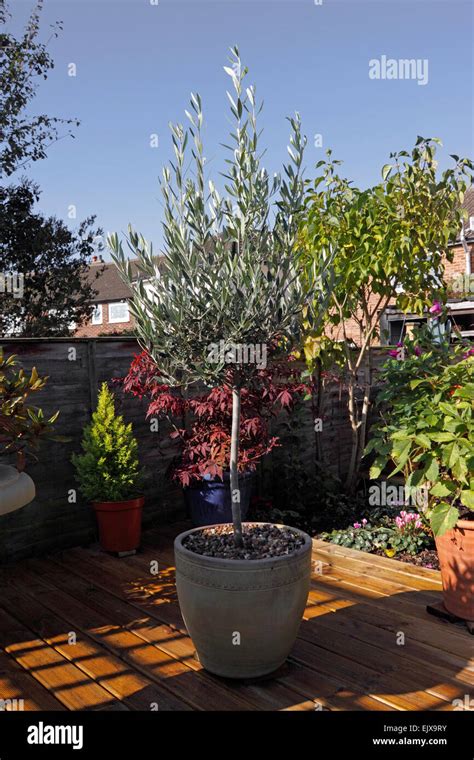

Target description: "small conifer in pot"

left=72, top=383, right=144, bottom=552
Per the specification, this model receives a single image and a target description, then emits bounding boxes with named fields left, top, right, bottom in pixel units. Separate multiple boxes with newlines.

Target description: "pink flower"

left=429, top=301, right=442, bottom=316
left=362, top=518, right=368, bottom=526
left=388, top=349, right=399, bottom=358
left=353, top=522, right=362, bottom=529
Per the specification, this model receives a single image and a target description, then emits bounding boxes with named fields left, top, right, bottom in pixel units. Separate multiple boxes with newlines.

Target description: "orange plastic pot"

left=92, top=496, right=144, bottom=553
left=435, top=518, right=474, bottom=621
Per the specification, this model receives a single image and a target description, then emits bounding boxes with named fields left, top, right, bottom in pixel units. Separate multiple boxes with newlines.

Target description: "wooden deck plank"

left=317, top=564, right=440, bottom=605
left=39, top=555, right=357, bottom=712
left=296, top=616, right=469, bottom=702
left=0, top=649, right=66, bottom=711
left=8, top=561, right=256, bottom=712
left=304, top=592, right=473, bottom=684
left=309, top=577, right=471, bottom=658
left=73, top=535, right=468, bottom=659
left=46, top=550, right=397, bottom=712
left=0, top=525, right=471, bottom=711
left=0, top=605, right=120, bottom=711
left=0, top=578, right=189, bottom=711
left=61, top=535, right=472, bottom=675
left=313, top=548, right=441, bottom=592
left=47, top=544, right=464, bottom=712
left=312, top=538, right=443, bottom=583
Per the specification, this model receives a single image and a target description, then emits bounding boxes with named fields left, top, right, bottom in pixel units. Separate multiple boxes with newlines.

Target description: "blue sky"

left=7, top=0, right=474, bottom=257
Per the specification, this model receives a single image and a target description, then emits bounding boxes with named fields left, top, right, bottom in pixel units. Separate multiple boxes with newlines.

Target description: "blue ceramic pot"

left=185, top=471, right=254, bottom=527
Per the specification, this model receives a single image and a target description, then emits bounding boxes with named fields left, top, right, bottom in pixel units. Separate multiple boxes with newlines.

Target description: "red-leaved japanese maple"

left=122, top=350, right=312, bottom=487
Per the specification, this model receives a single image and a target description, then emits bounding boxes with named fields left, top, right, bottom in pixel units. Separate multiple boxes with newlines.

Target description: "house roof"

left=86, top=256, right=164, bottom=303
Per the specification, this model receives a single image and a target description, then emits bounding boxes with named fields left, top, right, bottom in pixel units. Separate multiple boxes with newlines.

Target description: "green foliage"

left=367, top=326, right=474, bottom=536
left=298, top=139, right=473, bottom=491
left=322, top=524, right=394, bottom=553
left=0, top=348, right=65, bottom=466
left=300, top=140, right=473, bottom=342
left=0, top=181, right=102, bottom=337
left=265, top=396, right=362, bottom=532
left=109, top=47, right=334, bottom=390
left=0, top=0, right=79, bottom=175
left=322, top=514, right=432, bottom=556
left=108, top=47, right=335, bottom=544
left=72, top=383, right=142, bottom=502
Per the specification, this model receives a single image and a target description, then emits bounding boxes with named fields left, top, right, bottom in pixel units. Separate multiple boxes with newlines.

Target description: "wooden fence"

left=0, top=337, right=387, bottom=562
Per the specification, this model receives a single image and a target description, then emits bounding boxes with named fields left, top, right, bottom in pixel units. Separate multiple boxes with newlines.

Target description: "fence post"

left=87, top=340, right=98, bottom=413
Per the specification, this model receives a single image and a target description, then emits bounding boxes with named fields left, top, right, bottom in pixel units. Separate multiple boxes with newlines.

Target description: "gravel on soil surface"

left=182, top=523, right=306, bottom=560
left=391, top=548, right=440, bottom=571
left=373, top=547, right=440, bottom=570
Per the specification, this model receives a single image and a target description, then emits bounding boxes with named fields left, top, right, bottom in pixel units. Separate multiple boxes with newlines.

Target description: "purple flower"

left=414, top=346, right=422, bottom=357
left=388, top=349, right=399, bottom=358
left=429, top=301, right=442, bottom=316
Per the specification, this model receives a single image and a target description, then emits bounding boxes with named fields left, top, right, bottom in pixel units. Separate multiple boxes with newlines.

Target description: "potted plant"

left=110, top=48, right=334, bottom=677
left=72, top=382, right=144, bottom=553
left=0, top=349, right=64, bottom=515
left=367, top=320, right=474, bottom=620
left=122, top=350, right=310, bottom=526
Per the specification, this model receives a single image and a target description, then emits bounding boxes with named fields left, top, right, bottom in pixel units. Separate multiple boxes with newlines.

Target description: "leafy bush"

left=321, top=510, right=432, bottom=556
left=72, top=383, right=142, bottom=502
left=367, top=319, right=474, bottom=536
left=0, top=348, right=65, bottom=469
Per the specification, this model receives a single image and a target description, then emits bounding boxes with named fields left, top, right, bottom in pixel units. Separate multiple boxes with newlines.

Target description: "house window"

left=91, top=304, right=103, bottom=325
left=108, top=301, right=130, bottom=324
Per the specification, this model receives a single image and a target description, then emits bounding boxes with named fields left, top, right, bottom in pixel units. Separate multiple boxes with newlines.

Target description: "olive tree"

left=109, top=48, right=334, bottom=546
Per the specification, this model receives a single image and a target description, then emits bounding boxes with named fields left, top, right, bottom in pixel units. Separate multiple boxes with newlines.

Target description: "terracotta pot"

left=174, top=522, right=312, bottom=679
left=92, top=496, right=144, bottom=553
left=435, top=518, right=474, bottom=621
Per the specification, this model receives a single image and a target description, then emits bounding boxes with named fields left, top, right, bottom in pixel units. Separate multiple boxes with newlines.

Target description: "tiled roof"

left=86, top=257, right=164, bottom=303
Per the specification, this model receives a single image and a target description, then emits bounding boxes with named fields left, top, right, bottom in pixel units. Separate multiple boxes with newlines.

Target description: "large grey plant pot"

left=174, top=522, right=312, bottom=679
left=0, top=464, right=36, bottom=516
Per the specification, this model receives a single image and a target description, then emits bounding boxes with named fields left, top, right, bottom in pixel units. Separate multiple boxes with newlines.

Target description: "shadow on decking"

left=0, top=542, right=471, bottom=711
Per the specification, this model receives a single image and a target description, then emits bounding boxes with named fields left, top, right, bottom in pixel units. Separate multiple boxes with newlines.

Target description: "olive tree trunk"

left=230, top=385, right=243, bottom=547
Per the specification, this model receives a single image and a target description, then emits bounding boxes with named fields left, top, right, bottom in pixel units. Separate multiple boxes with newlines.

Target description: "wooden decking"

left=0, top=522, right=472, bottom=711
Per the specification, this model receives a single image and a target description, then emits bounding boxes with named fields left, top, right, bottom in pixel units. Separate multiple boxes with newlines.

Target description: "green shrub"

left=321, top=511, right=432, bottom=556
left=72, top=383, right=142, bottom=502
left=367, top=321, right=474, bottom=537
left=0, top=348, right=66, bottom=469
